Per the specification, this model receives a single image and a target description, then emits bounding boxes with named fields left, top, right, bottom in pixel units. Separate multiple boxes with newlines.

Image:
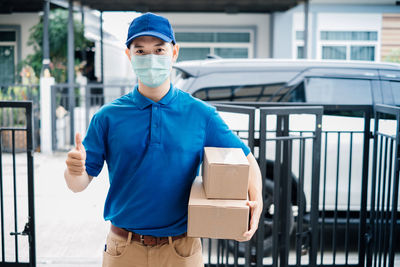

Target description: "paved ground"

left=34, top=152, right=110, bottom=266
left=2, top=151, right=109, bottom=266
left=1, top=151, right=399, bottom=266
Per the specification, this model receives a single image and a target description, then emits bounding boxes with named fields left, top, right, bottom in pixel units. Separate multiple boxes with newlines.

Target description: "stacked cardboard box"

left=188, top=147, right=250, bottom=240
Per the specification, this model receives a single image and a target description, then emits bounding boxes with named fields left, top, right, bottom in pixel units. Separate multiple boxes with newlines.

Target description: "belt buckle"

left=140, top=234, right=146, bottom=245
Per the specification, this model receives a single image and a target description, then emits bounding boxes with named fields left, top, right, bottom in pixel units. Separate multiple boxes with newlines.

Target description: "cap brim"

left=126, top=31, right=174, bottom=48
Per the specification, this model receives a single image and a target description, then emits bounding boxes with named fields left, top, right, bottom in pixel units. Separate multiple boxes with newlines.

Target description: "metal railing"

left=366, top=104, right=400, bottom=267
left=0, top=101, right=36, bottom=267
left=202, top=103, right=399, bottom=267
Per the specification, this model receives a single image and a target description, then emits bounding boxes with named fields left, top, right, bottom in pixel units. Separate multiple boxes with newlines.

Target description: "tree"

left=20, top=8, right=92, bottom=83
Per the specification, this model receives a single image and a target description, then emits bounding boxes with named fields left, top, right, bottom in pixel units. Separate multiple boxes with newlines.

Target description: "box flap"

left=189, top=176, right=248, bottom=207
left=204, top=147, right=249, bottom=165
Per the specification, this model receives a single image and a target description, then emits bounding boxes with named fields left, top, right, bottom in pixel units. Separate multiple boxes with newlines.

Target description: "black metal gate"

left=202, top=104, right=324, bottom=267
left=203, top=102, right=400, bottom=267
left=366, top=104, right=400, bottom=267
left=0, top=101, right=36, bottom=267
left=260, top=106, right=323, bottom=267
left=202, top=103, right=256, bottom=267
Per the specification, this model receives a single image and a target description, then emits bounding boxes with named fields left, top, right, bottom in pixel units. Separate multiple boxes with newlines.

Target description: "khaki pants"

left=102, top=230, right=204, bottom=267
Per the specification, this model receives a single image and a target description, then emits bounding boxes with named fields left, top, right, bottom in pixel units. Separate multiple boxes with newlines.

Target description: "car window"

left=280, top=82, right=306, bottom=102
left=382, top=81, right=400, bottom=105
left=192, top=83, right=285, bottom=102
left=304, top=77, right=373, bottom=104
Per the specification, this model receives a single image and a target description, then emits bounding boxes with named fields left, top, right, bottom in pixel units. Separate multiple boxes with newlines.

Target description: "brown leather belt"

left=110, top=224, right=187, bottom=246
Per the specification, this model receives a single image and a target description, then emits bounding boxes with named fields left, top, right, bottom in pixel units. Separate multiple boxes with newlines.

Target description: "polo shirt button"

left=154, top=106, right=158, bottom=110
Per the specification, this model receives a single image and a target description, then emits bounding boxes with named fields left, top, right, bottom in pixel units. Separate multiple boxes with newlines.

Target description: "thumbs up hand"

left=66, top=133, right=87, bottom=176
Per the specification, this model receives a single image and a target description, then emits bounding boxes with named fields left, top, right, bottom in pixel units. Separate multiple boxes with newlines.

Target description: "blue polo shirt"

left=82, top=82, right=251, bottom=237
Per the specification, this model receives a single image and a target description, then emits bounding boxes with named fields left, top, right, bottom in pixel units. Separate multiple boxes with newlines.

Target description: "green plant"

left=20, top=8, right=92, bottom=83
left=384, top=48, right=400, bottom=64
left=0, top=85, right=39, bottom=127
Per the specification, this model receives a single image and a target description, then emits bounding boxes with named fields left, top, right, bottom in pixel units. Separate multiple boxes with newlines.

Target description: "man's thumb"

left=75, top=133, right=84, bottom=152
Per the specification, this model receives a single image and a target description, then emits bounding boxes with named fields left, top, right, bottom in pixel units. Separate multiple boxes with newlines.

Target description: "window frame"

left=0, top=31, right=18, bottom=84
left=294, top=30, right=305, bottom=59
left=317, top=30, right=379, bottom=62
left=0, top=25, right=21, bottom=85
left=192, top=82, right=286, bottom=102
left=173, top=27, right=255, bottom=61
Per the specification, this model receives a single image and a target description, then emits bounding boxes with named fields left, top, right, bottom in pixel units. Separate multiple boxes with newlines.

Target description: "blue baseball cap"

left=125, top=12, right=176, bottom=49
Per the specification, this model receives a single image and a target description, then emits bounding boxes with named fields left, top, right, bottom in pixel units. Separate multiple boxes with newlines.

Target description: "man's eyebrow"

left=133, top=42, right=166, bottom=48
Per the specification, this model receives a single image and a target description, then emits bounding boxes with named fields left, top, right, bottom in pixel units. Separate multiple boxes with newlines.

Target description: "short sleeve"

left=204, top=107, right=251, bottom=156
left=82, top=113, right=106, bottom=177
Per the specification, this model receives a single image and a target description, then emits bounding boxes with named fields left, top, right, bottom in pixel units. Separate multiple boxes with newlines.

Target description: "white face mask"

left=131, top=54, right=172, bottom=88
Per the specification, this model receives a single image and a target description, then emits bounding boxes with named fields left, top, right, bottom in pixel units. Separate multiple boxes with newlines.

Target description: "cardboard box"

left=202, top=147, right=250, bottom=199
left=188, top=176, right=249, bottom=240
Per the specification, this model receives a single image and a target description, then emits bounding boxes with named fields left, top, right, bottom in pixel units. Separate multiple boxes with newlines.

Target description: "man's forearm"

left=247, top=153, right=263, bottom=203
left=64, top=168, right=93, bottom=193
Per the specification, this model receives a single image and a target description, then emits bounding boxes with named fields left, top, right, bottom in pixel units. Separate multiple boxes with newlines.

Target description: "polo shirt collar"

left=131, top=82, right=177, bottom=109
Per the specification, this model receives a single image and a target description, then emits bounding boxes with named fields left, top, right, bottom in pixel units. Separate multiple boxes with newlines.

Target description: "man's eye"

left=156, top=48, right=165, bottom=53
left=136, top=50, right=144, bottom=54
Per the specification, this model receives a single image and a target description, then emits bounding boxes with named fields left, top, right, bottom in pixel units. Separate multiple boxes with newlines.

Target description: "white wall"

left=273, top=3, right=388, bottom=60
left=157, top=12, right=271, bottom=58
left=272, top=12, right=294, bottom=59
left=315, top=13, right=382, bottom=60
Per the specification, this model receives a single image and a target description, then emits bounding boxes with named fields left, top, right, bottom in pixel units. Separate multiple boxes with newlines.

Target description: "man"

left=64, top=12, right=263, bottom=267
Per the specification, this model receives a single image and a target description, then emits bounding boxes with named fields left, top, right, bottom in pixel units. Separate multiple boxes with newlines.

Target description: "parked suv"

left=173, top=59, right=400, bottom=105
left=172, top=59, right=400, bottom=257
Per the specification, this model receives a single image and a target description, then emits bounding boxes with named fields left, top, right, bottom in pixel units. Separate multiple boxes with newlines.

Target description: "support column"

left=68, top=0, right=75, bottom=146
left=39, top=0, right=54, bottom=154
left=40, top=77, right=55, bottom=154
left=303, top=0, right=309, bottom=59
left=100, top=11, right=104, bottom=84
left=41, top=0, right=50, bottom=75
left=80, top=5, right=87, bottom=66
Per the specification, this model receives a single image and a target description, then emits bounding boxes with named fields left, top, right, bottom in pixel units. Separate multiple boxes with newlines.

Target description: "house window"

left=322, top=46, right=346, bottom=60
left=295, top=30, right=305, bottom=59
left=0, top=30, right=17, bottom=84
left=175, top=30, right=253, bottom=61
left=297, top=46, right=304, bottom=59
left=319, top=31, right=378, bottom=61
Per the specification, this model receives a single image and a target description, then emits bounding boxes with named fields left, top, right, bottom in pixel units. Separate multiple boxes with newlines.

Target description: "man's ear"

left=172, top=43, right=180, bottom=63
left=125, top=48, right=131, bottom=61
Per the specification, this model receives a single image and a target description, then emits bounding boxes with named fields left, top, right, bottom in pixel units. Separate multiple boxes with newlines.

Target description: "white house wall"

left=316, top=13, right=382, bottom=60
left=157, top=12, right=271, bottom=58
left=273, top=3, right=400, bottom=60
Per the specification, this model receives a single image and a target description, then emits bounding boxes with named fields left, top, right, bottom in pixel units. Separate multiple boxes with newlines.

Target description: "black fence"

left=366, top=104, right=400, bottom=267
left=0, top=101, right=36, bottom=267
left=201, top=102, right=399, bottom=267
